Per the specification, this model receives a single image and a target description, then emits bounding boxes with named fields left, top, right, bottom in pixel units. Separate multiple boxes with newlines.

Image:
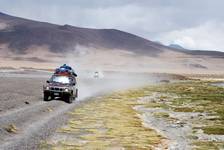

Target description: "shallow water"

left=211, top=82, right=224, bottom=87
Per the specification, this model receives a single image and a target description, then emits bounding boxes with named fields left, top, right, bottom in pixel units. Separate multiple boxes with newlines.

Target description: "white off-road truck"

left=43, top=65, right=78, bottom=103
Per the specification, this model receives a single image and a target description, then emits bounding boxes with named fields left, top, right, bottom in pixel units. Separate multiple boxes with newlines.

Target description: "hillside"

left=0, top=12, right=172, bottom=56
left=1, top=12, right=224, bottom=74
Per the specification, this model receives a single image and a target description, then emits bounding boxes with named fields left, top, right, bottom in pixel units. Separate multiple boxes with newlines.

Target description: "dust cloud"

left=59, top=45, right=167, bottom=100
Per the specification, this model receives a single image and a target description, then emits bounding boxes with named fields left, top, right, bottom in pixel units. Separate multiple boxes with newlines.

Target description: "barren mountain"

left=0, top=12, right=169, bottom=56
left=1, top=12, right=224, bottom=74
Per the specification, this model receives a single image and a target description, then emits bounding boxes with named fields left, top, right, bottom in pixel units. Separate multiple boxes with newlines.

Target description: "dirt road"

left=0, top=71, right=166, bottom=150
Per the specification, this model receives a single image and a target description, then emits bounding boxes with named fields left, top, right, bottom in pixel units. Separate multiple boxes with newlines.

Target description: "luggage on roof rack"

left=54, top=64, right=77, bottom=77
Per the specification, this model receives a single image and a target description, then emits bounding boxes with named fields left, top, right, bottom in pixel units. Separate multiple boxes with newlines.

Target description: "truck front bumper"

left=44, top=90, right=71, bottom=97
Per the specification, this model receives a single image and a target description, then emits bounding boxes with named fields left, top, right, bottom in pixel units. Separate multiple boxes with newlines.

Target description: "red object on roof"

left=54, top=67, right=77, bottom=77
left=54, top=72, right=76, bottom=78
left=55, top=72, right=70, bottom=76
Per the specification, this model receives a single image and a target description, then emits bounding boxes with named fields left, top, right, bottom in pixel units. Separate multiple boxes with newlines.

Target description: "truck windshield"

left=51, top=76, right=70, bottom=84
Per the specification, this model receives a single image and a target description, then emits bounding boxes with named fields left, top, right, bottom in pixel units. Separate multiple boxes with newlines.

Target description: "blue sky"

left=0, top=0, right=224, bottom=51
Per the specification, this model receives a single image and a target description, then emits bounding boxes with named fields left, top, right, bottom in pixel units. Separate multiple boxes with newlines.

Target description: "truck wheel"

left=51, top=95, right=55, bottom=100
left=75, top=89, right=78, bottom=98
left=68, top=95, right=73, bottom=104
left=44, top=94, right=49, bottom=101
left=64, top=95, right=73, bottom=104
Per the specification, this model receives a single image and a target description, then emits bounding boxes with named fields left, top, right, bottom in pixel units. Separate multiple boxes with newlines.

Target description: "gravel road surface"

left=0, top=71, right=164, bottom=150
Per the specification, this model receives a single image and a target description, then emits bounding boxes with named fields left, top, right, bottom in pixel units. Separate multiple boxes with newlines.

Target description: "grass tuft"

left=202, top=126, right=224, bottom=135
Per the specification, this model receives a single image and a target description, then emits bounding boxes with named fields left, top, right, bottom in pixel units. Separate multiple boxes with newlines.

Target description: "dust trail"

left=77, top=72, right=162, bottom=100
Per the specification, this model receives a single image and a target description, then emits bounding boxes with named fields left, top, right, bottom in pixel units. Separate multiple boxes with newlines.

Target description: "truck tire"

left=75, top=89, right=78, bottom=98
left=44, top=93, right=49, bottom=101
left=68, top=95, right=73, bottom=104
left=51, top=95, right=55, bottom=100
left=64, top=95, right=73, bottom=104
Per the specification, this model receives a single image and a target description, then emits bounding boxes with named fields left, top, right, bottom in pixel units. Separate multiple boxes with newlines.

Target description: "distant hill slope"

left=0, top=12, right=224, bottom=59
left=0, top=12, right=172, bottom=56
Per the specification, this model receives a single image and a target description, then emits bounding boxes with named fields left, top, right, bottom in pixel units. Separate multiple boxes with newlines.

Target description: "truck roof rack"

left=54, top=68, right=77, bottom=77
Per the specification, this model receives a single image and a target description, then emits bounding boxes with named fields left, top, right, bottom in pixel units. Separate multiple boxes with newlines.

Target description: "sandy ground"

left=0, top=70, right=173, bottom=150
left=2, top=47, right=224, bottom=75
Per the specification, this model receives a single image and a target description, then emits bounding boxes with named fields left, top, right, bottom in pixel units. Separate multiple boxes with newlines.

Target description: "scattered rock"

left=160, top=80, right=170, bottom=83
left=185, top=87, right=194, bottom=92
left=5, top=124, right=18, bottom=133
left=176, top=121, right=182, bottom=124
left=197, top=129, right=204, bottom=134
left=169, top=124, right=179, bottom=128
left=159, top=98, right=165, bottom=102
left=47, top=107, right=53, bottom=112
left=25, top=101, right=30, bottom=104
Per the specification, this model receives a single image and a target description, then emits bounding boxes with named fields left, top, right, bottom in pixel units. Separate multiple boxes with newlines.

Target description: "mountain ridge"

left=0, top=12, right=172, bottom=56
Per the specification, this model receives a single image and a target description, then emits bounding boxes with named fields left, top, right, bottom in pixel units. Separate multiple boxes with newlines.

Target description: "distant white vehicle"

left=93, top=71, right=104, bottom=79
left=94, top=71, right=99, bottom=78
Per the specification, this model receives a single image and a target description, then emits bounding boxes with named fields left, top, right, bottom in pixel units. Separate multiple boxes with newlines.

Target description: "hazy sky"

left=0, top=0, right=224, bottom=51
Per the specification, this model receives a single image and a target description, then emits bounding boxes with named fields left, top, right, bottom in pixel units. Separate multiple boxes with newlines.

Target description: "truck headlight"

left=65, top=88, right=69, bottom=92
left=46, top=86, right=50, bottom=90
